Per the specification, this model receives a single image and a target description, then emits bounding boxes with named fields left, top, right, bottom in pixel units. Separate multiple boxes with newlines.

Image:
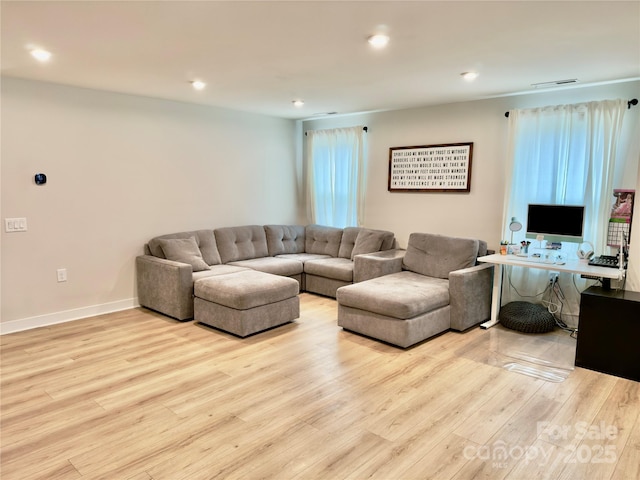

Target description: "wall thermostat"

left=34, top=173, right=47, bottom=185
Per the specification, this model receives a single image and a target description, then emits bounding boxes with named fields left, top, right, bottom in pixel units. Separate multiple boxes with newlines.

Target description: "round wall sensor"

left=34, top=173, right=47, bottom=185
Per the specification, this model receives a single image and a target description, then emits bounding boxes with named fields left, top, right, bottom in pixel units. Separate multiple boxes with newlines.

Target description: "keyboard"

left=588, top=255, right=620, bottom=268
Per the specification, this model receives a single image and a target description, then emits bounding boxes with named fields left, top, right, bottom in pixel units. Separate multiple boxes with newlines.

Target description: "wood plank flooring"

left=1, top=293, right=638, bottom=479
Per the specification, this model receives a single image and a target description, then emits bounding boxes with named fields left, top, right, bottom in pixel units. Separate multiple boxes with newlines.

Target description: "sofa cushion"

left=337, top=227, right=361, bottom=259
left=194, top=270, right=299, bottom=310
left=402, top=233, right=479, bottom=279
left=478, top=240, right=488, bottom=258
left=305, top=225, right=343, bottom=257
left=351, top=229, right=389, bottom=260
left=192, top=265, right=250, bottom=282
left=265, top=225, right=305, bottom=256
left=148, top=230, right=221, bottom=265
left=228, top=257, right=303, bottom=276
left=304, top=257, right=354, bottom=282
left=215, top=225, right=269, bottom=264
left=336, top=271, right=450, bottom=320
left=157, top=237, right=211, bottom=272
left=338, top=227, right=395, bottom=259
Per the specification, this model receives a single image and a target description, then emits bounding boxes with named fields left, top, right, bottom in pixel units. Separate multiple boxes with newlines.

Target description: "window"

left=502, top=99, right=629, bottom=325
left=305, top=126, right=366, bottom=228
left=504, top=99, right=627, bottom=251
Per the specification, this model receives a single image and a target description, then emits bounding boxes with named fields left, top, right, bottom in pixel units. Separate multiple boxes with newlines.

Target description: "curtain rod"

left=305, top=126, right=368, bottom=136
left=504, top=98, right=638, bottom=118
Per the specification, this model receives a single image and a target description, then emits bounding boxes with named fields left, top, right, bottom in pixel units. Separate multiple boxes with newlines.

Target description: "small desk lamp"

left=509, top=217, right=522, bottom=244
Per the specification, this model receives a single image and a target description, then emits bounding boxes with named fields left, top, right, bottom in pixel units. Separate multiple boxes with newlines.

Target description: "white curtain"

left=306, top=126, right=366, bottom=228
left=502, top=99, right=627, bottom=325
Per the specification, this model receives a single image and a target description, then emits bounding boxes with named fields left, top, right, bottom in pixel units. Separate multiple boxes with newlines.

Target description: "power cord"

left=505, top=267, right=549, bottom=299
left=544, top=277, right=578, bottom=336
left=541, top=283, right=562, bottom=318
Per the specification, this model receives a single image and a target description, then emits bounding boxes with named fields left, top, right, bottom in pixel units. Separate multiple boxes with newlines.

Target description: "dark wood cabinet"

left=576, top=286, right=640, bottom=382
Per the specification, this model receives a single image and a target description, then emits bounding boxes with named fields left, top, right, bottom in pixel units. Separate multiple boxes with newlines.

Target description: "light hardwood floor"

left=1, top=293, right=638, bottom=480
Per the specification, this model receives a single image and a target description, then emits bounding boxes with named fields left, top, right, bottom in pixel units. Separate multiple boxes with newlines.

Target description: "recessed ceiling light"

left=30, top=48, right=52, bottom=62
left=368, top=34, right=390, bottom=49
left=292, top=100, right=305, bottom=107
left=461, top=71, right=479, bottom=81
left=191, top=80, right=206, bottom=90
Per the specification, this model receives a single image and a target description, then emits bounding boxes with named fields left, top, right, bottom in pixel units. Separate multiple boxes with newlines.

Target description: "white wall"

left=302, top=81, right=640, bottom=287
left=1, top=78, right=298, bottom=327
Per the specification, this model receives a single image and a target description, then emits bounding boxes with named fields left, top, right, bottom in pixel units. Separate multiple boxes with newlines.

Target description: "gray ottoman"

left=194, top=270, right=299, bottom=337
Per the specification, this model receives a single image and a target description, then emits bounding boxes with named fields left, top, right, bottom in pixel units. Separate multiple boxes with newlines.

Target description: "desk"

left=477, top=254, right=625, bottom=329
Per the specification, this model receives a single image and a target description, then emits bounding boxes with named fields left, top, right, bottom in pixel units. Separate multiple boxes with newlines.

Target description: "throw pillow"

left=351, top=230, right=385, bottom=260
left=158, top=237, right=210, bottom=272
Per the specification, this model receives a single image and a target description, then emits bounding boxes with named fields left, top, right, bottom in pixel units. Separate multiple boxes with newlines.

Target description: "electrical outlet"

left=57, top=268, right=67, bottom=282
left=548, top=272, right=558, bottom=285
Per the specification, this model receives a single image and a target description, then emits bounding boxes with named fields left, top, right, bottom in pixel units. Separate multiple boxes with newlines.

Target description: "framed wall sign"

left=388, top=142, right=473, bottom=192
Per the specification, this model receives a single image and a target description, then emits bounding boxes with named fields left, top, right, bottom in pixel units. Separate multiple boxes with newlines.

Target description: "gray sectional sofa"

left=137, top=225, right=493, bottom=346
left=136, top=224, right=396, bottom=321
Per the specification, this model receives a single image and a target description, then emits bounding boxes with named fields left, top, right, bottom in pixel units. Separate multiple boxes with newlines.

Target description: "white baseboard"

left=0, top=298, right=139, bottom=335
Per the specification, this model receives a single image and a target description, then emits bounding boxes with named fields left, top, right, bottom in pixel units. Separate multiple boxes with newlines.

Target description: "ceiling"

left=2, top=1, right=639, bottom=120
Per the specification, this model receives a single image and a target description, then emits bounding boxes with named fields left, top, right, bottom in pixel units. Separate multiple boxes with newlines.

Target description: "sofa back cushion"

left=478, top=240, right=488, bottom=258
left=215, top=225, right=269, bottom=263
left=403, top=233, right=479, bottom=279
left=148, top=230, right=221, bottom=265
left=338, top=228, right=361, bottom=259
left=338, top=227, right=395, bottom=259
left=265, top=225, right=306, bottom=256
left=305, top=225, right=343, bottom=257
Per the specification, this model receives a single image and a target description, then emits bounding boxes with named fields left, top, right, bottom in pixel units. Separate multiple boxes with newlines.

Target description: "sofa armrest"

left=449, top=263, right=494, bottom=331
left=136, top=255, right=194, bottom=320
left=353, top=249, right=406, bottom=283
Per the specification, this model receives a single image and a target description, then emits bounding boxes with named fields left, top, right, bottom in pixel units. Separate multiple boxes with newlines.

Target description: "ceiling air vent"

left=531, top=79, right=579, bottom=88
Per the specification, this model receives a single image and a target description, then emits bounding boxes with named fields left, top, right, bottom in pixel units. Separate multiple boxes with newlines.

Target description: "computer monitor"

left=526, top=204, right=585, bottom=243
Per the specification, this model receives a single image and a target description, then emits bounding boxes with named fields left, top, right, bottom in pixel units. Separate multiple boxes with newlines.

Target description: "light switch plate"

left=5, top=218, right=28, bottom=232
left=57, top=268, right=67, bottom=282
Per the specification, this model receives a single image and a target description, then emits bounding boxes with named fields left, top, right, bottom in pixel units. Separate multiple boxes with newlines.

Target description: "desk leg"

left=481, top=264, right=503, bottom=329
